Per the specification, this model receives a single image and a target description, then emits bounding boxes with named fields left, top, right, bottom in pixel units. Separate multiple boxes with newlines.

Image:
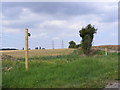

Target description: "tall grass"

left=2, top=52, right=118, bottom=88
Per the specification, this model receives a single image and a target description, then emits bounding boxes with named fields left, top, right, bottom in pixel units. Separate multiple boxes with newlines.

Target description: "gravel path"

left=105, top=82, right=119, bottom=88
left=103, top=82, right=120, bottom=90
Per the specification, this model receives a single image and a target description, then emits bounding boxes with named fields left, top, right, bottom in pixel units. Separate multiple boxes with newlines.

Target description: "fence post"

left=25, top=28, right=29, bottom=71
left=105, top=48, right=108, bottom=56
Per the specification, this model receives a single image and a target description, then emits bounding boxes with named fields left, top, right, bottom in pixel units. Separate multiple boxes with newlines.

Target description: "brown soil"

left=1, top=54, right=17, bottom=61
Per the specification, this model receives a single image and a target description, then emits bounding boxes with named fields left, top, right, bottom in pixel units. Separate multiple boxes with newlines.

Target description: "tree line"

left=0, top=48, right=18, bottom=51
left=68, top=41, right=82, bottom=48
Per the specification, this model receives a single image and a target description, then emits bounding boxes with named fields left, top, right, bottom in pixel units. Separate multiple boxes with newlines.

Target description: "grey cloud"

left=2, top=5, right=22, bottom=20
left=2, top=2, right=117, bottom=22
left=2, top=2, right=118, bottom=49
left=3, top=2, right=97, bottom=15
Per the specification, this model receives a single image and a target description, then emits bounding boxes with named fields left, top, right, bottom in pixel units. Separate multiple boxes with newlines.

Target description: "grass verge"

left=2, top=52, right=118, bottom=88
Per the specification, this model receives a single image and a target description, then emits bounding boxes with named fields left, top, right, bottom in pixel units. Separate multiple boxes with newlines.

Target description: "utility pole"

left=62, top=40, right=64, bottom=49
left=25, top=28, right=29, bottom=71
left=52, top=40, right=54, bottom=49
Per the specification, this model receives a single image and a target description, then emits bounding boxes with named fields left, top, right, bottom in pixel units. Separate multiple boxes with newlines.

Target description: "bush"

left=68, top=41, right=76, bottom=48
left=79, top=24, right=97, bottom=55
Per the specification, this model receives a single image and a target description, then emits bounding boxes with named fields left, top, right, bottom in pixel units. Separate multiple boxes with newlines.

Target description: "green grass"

left=2, top=52, right=118, bottom=88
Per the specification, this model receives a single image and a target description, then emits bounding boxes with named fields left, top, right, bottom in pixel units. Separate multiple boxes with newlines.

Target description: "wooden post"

left=25, top=28, right=29, bottom=71
left=105, top=48, right=108, bottom=56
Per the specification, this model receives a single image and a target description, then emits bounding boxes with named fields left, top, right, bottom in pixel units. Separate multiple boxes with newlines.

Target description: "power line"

left=62, top=40, right=64, bottom=48
left=52, top=40, right=54, bottom=49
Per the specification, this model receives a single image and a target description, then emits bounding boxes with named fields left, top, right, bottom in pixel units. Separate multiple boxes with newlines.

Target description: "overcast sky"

left=1, top=2, right=118, bottom=49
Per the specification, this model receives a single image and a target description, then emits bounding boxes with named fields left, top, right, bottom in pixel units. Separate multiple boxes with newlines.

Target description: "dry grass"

left=0, top=49, right=74, bottom=58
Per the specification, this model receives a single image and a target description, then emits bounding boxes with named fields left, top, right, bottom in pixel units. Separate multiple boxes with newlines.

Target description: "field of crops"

left=1, top=45, right=119, bottom=59
left=1, top=48, right=74, bottom=58
left=2, top=48, right=119, bottom=88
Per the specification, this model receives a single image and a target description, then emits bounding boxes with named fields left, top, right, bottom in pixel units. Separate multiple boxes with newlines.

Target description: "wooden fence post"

left=105, top=48, right=108, bottom=56
left=25, top=28, right=29, bottom=71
